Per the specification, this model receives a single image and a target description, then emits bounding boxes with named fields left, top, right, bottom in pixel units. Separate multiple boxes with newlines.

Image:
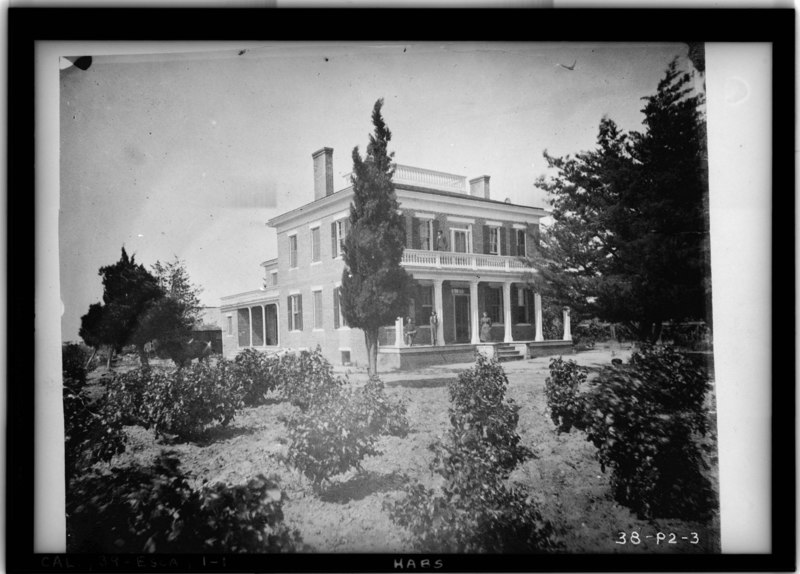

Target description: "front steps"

left=495, top=343, right=524, bottom=362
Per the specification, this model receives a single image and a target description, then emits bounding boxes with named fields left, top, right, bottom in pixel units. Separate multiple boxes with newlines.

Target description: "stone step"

left=498, top=353, right=524, bottom=362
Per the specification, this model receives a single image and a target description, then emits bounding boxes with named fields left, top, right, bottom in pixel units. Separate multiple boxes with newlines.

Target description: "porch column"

left=248, top=307, right=253, bottom=347
left=395, top=316, right=405, bottom=347
left=261, top=305, right=267, bottom=346
left=503, top=281, right=513, bottom=343
left=469, top=280, right=480, bottom=344
left=562, top=307, right=572, bottom=341
left=534, top=292, right=544, bottom=341
left=433, top=279, right=445, bottom=346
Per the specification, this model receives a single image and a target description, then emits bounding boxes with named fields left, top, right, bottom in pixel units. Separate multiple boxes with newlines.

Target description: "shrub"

left=387, top=356, right=559, bottom=553
left=285, top=390, right=381, bottom=487
left=544, top=357, right=588, bottom=433
left=357, top=376, right=409, bottom=438
left=582, top=345, right=713, bottom=520
left=67, top=453, right=304, bottom=553
left=231, top=348, right=280, bottom=406
left=447, top=354, right=531, bottom=475
left=278, top=348, right=342, bottom=411
left=105, top=367, right=154, bottom=426
left=141, top=362, right=241, bottom=440
left=63, top=387, right=126, bottom=479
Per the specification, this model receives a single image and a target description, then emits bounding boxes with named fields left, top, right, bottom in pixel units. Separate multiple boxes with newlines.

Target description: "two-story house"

left=220, top=147, right=574, bottom=370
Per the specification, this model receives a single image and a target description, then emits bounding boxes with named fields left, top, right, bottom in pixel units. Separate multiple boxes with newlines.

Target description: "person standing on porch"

left=429, top=311, right=439, bottom=346
left=435, top=230, right=448, bottom=251
left=405, top=316, right=417, bottom=346
left=480, top=311, right=492, bottom=342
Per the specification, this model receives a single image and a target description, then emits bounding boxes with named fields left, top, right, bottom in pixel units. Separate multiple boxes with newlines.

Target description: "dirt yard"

left=89, top=347, right=720, bottom=554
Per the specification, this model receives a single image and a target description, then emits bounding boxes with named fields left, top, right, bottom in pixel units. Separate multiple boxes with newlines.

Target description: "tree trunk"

left=84, top=347, right=97, bottom=371
left=106, top=346, right=114, bottom=370
left=364, top=329, right=379, bottom=376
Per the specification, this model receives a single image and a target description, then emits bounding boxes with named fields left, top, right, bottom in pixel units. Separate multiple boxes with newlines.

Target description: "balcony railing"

left=401, top=249, right=530, bottom=272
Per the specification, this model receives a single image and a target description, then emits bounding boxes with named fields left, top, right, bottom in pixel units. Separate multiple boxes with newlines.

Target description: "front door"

left=453, top=293, right=470, bottom=343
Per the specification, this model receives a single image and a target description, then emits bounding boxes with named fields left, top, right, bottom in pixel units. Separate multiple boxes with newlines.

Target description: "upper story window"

left=516, top=229, right=527, bottom=257
left=289, top=234, right=298, bottom=269
left=331, top=219, right=349, bottom=259
left=311, top=226, right=321, bottom=263
left=488, top=227, right=500, bottom=255
left=451, top=227, right=472, bottom=254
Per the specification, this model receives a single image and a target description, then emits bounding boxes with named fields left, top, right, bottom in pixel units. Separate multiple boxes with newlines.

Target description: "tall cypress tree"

left=340, top=99, right=414, bottom=375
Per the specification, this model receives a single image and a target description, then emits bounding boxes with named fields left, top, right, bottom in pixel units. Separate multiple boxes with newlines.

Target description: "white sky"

left=59, top=41, right=691, bottom=341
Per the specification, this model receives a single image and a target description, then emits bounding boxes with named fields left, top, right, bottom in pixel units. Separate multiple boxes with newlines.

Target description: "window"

left=485, top=287, right=502, bottom=324
left=451, top=228, right=471, bottom=253
left=419, top=219, right=434, bottom=250
left=226, top=315, right=233, bottom=336
left=289, top=234, right=298, bottom=268
left=333, top=286, right=348, bottom=329
left=489, top=227, right=500, bottom=254
left=271, top=270, right=278, bottom=286
left=251, top=305, right=264, bottom=346
left=516, top=229, right=526, bottom=257
left=332, top=219, right=348, bottom=258
left=416, top=285, right=433, bottom=325
left=313, top=289, right=323, bottom=329
left=288, top=294, right=303, bottom=331
left=311, top=227, right=321, bottom=262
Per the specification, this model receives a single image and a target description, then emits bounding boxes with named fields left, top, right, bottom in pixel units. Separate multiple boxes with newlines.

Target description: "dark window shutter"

left=297, top=295, right=303, bottom=331
left=411, top=217, right=421, bottom=250
left=432, top=219, right=440, bottom=249
left=287, top=297, right=292, bottom=330
left=334, top=288, right=340, bottom=329
left=483, top=225, right=490, bottom=254
left=331, top=222, right=337, bottom=258
left=500, top=227, right=507, bottom=256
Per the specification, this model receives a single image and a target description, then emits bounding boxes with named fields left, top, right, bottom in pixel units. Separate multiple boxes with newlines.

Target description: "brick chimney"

left=312, top=147, right=334, bottom=200
left=469, top=175, right=491, bottom=199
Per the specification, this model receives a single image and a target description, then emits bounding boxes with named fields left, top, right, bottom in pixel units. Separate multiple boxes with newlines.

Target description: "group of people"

left=403, top=311, right=438, bottom=346
left=403, top=310, right=495, bottom=345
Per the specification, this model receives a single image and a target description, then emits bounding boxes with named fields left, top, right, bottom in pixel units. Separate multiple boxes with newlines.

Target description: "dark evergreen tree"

left=340, top=99, right=414, bottom=375
left=533, top=58, right=710, bottom=342
left=151, top=256, right=203, bottom=325
left=79, top=247, right=166, bottom=367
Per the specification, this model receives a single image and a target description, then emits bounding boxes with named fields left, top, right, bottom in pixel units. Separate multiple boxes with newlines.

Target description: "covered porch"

left=377, top=272, right=574, bottom=370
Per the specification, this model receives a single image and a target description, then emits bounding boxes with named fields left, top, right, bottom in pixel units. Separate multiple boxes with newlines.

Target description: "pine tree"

left=151, top=256, right=203, bottom=325
left=340, top=99, right=414, bottom=375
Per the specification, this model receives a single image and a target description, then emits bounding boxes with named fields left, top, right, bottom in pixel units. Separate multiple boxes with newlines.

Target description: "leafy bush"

left=67, top=453, right=304, bottom=553
left=387, top=356, right=559, bottom=553
left=388, top=448, right=561, bottom=553
left=545, top=357, right=588, bottom=433
left=277, top=348, right=342, bottom=411
left=141, top=362, right=241, bottom=440
left=105, top=367, right=154, bottom=426
left=231, top=348, right=280, bottom=406
left=285, top=390, right=381, bottom=487
left=582, top=345, right=713, bottom=520
left=447, top=354, right=531, bottom=474
left=63, top=387, right=126, bottom=479
left=573, top=320, right=611, bottom=348
left=357, top=376, right=409, bottom=437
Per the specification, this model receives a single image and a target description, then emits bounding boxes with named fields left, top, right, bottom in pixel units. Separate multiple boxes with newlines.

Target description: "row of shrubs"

left=544, top=345, right=714, bottom=521
left=63, top=346, right=409, bottom=552
left=386, top=355, right=562, bottom=553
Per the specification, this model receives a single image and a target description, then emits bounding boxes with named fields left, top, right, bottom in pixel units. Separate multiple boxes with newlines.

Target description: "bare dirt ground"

left=90, top=346, right=720, bottom=554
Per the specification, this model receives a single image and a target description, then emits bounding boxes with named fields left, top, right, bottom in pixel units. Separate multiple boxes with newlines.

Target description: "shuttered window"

left=288, top=294, right=303, bottom=331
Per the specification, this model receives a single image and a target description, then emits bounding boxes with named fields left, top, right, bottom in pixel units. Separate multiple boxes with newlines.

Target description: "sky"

left=59, top=41, right=692, bottom=342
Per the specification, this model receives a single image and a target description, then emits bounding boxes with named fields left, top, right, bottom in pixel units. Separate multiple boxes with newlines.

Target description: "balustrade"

left=401, top=249, right=530, bottom=272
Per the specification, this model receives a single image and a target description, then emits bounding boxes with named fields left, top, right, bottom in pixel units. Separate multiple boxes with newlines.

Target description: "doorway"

left=453, top=292, right=470, bottom=343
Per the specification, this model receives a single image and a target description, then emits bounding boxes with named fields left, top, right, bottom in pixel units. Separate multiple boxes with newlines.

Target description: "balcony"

left=400, top=249, right=531, bottom=273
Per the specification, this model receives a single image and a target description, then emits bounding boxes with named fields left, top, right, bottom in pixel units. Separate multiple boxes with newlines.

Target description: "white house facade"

left=220, top=148, right=574, bottom=369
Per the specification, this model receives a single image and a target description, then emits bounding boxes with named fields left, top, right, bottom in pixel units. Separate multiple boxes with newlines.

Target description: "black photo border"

left=7, top=6, right=795, bottom=573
